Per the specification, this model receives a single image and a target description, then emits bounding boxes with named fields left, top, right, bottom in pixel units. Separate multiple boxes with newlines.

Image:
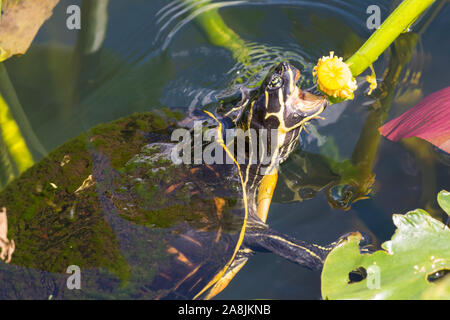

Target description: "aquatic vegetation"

left=321, top=191, right=450, bottom=300
left=365, top=66, right=377, bottom=95
left=0, top=94, right=33, bottom=175
left=314, top=0, right=434, bottom=102
left=346, top=0, right=435, bottom=76
left=313, top=52, right=357, bottom=100
left=0, top=63, right=48, bottom=189
left=437, top=191, right=450, bottom=217
left=379, top=87, right=450, bottom=154
left=0, top=0, right=57, bottom=188
left=294, top=32, right=421, bottom=212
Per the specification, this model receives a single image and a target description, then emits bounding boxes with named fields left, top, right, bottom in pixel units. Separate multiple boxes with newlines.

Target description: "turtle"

left=0, top=62, right=356, bottom=300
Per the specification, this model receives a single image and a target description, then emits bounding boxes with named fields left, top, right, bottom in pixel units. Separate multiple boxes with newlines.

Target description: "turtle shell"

left=0, top=109, right=247, bottom=299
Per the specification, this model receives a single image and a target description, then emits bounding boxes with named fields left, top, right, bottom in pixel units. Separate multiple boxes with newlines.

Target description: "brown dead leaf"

left=0, top=0, right=60, bottom=61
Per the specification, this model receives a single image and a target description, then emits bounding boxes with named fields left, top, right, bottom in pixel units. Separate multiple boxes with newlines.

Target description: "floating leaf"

left=421, top=274, right=450, bottom=300
left=0, top=0, right=59, bottom=61
left=437, top=190, right=450, bottom=217
left=321, top=210, right=450, bottom=300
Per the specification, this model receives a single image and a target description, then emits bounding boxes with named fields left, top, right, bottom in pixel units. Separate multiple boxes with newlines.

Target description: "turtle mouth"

left=286, top=67, right=328, bottom=116
left=287, top=80, right=328, bottom=117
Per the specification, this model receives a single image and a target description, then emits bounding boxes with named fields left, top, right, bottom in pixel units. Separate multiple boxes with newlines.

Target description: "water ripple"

left=154, top=0, right=368, bottom=51
left=153, top=0, right=383, bottom=111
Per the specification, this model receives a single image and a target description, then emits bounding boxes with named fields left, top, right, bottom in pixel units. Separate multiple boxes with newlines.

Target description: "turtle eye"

left=268, top=75, right=283, bottom=90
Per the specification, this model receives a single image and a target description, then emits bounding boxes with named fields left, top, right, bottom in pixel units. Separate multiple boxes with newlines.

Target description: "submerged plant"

left=379, top=87, right=450, bottom=154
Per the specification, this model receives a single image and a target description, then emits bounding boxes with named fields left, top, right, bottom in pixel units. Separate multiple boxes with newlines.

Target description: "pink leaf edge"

left=379, top=86, right=450, bottom=153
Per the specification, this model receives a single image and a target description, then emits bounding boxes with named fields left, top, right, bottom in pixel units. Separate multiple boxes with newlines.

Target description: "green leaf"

left=437, top=190, right=450, bottom=216
left=321, top=210, right=450, bottom=300
left=421, top=274, right=450, bottom=300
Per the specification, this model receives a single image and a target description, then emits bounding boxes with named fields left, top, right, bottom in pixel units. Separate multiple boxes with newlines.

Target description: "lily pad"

left=321, top=209, right=450, bottom=300
left=437, top=190, right=450, bottom=217
left=421, top=273, right=450, bottom=299
left=0, top=0, right=59, bottom=61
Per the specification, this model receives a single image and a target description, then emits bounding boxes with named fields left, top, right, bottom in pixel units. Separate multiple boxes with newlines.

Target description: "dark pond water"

left=2, top=0, right=449, bottom=299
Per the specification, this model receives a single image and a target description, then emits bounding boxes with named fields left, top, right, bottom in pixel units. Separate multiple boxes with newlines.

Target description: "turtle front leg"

left=244, top=227, right=348, bottom=271
left=0, top=207, right=15, bottom=264
left=256, top=169, right=278, bottom=223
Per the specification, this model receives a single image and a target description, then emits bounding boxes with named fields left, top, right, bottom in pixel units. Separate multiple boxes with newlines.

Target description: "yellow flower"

left=366, top=65, right=377, bottom=95
left=313, top=51, right=357, bottom=99
left=366, top=75, right=377, bottom=95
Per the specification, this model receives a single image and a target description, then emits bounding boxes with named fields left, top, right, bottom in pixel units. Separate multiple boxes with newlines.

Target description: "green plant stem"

left=66, top=0, right=110, bottom=116
left=182, top=0, right=251, bottom=65
left=0, top=64, right=46, bottom=156
left=346, top=0, right=435, bottom=77
left=0, top=62, right=46, bottom=188
left=352, top=33, right=418, bottom=174
left=75, top=0, right=109, bottom=54
left=0, top=91, right=34, bottom=178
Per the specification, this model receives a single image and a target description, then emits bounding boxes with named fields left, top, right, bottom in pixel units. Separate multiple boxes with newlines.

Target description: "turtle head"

left=221, top=62, right=328, bottom=171
left=230, top=62, right=329, bottom=172
left=252, top=62, right=328, bottom=133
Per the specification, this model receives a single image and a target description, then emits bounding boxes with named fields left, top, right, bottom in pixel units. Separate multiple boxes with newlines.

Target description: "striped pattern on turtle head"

left=253, top=62, right=328, bottom=134
left=241, top=62, right=328, bottom=169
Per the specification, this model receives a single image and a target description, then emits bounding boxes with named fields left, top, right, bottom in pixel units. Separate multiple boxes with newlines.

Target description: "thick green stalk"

left=182, top=0, right=251, bottom=65
left=0, top=62, right=44, bottom=188
left=0, top=93, right=34, bottom=176
left=76, top=0, right=109, bottom=54
left=66, top=0, right=110, bottom=116
left=346, top=0, right=435, bottom=77
left=351, top=33, right=418, bottom=177
left=195, top=8, right=249, bottom=63
left=0, top=64, right=46, bottom=157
